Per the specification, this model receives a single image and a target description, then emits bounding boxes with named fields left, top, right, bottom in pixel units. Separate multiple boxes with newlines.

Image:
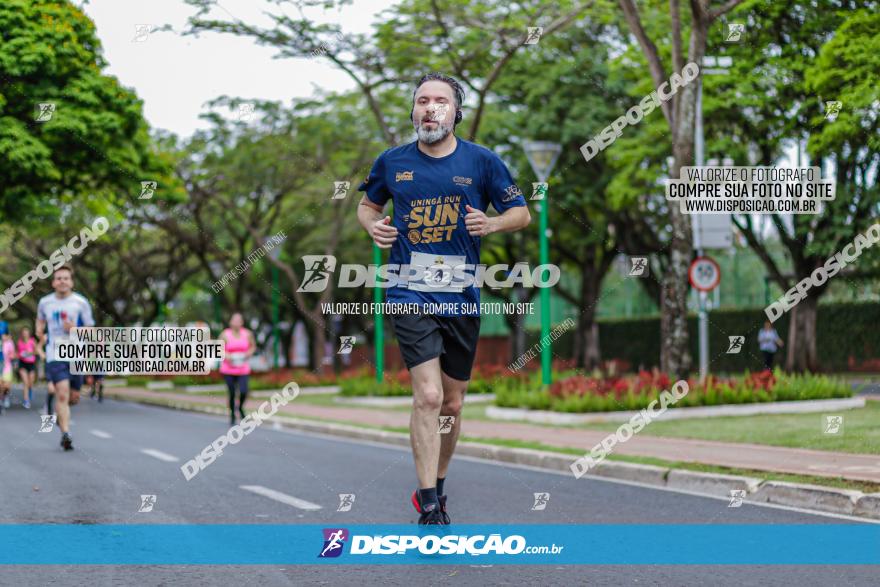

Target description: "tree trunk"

left=785, top=297, right=819, bottom=372
left=579, top=272, right=602, bottom=370
left=660, top=21, right=707, bottom=378
left=305, top=310, right=327, bottom=373
left=583, top=321, right=601, bottom=370
left=572, top=319, right=584, bottom=370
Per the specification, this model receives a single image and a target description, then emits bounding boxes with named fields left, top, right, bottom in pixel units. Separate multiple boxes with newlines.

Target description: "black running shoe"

left=438, top=495, right=451, bottom=525
left=61, top=433, right=73, bottom=451
left=412, top=490, right=447, bottom=525
left=417, top=502, right=445, bottom=525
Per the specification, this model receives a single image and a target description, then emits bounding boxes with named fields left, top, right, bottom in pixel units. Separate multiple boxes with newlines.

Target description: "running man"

left=357, top=73, right=530, bottom=524
left=87, top=373, right=105, bottom=402
left=36, top=265, right=95, bottom=451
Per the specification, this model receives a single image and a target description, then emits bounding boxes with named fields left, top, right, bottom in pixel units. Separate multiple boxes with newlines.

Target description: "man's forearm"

left=357, top=200, right=384, bottom=235
left=489, top=206, right=531, bottom=234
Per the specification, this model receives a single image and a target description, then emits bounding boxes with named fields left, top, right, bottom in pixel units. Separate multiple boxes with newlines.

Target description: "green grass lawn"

left=577, top=398, right=880, bottom=454
left=460, top=398, right=879, bottom=454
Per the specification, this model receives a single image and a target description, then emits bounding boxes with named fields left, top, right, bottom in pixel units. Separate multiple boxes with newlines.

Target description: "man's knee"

left=413, top=384, right=443, bottom=412
left=441, top=392, right=463, bottom=416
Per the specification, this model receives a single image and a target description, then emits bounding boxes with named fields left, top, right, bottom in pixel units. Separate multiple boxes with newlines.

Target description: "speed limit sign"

left=689, top=256, right=721, bottom=292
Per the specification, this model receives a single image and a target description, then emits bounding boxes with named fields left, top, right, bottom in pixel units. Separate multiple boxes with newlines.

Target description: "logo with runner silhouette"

left=298, top=255, right=337, bottom=292
left=318, top=528, right=349, bottom=558
left=138, top=495, right=157, bottom=513
left=726, top=336, right=745, bottom=354
left=337, top=336, right=355, bottom=355
left=39, top=415, right=56, bottom=433
left=337, top=494, right=355, bottom=512
left=531, top=492, right=550, bottom=511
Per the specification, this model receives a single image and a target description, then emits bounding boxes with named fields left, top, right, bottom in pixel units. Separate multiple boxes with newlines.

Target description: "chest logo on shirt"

left=404, top=195, right=462, bottom=244
left=395, top=171, right=414, bottom=182
left=452, top=175, right=472, bottom=186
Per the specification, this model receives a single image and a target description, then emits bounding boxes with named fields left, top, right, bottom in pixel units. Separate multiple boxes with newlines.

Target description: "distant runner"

left=36, top=265, right=95, bottom=451
left=17, top=328, right=38, bottom=409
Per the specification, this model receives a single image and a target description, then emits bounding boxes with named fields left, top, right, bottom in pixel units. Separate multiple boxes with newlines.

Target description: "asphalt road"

left=0, top=386, right=876, bottom=586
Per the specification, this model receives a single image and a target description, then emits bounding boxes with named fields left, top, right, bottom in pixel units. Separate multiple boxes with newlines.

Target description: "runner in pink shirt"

left=0, top=333, right=14, bottom=412
left=219, top=313, right=256, bottom=425
left=17, top=328, right=37, bottom=409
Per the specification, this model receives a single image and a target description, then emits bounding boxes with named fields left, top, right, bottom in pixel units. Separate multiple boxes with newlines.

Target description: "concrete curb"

left=589, top=461, right=669, bottom=487
left=334, top=393, right=495, bottom=407
left=180, top=383, right=227, bottom=393
left=751, top=481, right=862, bottom=515
left=107, top=391, right=877, bottom=521
left=666, top=470, right=762, bottom=498
left=487, top=396, right=866, bottom=424
left=854, top=493, right=880, bottom=520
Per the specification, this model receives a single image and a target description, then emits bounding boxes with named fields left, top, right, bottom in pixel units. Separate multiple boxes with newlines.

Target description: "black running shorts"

left=389, top=314, right=480, bottom=381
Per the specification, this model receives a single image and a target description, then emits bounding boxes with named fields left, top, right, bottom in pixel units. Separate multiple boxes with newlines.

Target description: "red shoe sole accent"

left=411, top=490, right=422, bottom=513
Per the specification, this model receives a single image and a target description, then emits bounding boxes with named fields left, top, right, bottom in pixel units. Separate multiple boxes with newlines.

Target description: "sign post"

left=689, top=256, right=721, bottom=382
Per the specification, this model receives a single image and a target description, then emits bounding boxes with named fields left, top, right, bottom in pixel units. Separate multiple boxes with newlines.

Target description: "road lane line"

left=141, top=448, right=180, bottom=463
left=90, top=429, right=112, bottom=439
left=239, top=485, right=322, bottom=510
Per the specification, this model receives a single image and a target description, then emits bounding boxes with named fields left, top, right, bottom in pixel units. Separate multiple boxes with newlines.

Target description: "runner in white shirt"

left=36, top=265, right=95, bottom=451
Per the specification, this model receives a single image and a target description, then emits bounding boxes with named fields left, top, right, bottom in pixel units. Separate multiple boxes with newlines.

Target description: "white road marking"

left=90, top=429, right=112, bottom=439
left=239, top=485, right=322, bottom=511
left=140, top=448, right=180, bottom=463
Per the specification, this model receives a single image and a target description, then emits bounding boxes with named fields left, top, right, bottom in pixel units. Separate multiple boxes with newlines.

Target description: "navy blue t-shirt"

left=358, top=139, right=526, bottom=316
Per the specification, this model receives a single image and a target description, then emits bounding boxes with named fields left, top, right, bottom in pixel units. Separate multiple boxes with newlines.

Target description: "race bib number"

left=407, top=252, right=467, bottom=293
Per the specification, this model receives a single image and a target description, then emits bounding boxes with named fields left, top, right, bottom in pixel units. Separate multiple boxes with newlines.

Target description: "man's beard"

left=415, top=120, right=454, bottom=144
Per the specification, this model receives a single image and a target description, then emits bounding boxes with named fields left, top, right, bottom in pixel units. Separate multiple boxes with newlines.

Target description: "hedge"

left=595, top=301, right=880, bottom=373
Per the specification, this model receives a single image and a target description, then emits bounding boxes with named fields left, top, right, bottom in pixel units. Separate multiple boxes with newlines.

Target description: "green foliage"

left=598, top=301, right=880, bottom=372
left=806, top=8, right=880, bottom=154
left=0, top=0, right=173, bottom=223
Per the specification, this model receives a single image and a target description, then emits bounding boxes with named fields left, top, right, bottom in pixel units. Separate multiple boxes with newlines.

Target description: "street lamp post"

left=694, top=55, right=733, bottom=383
left=522, top=140, right=561, bottom=387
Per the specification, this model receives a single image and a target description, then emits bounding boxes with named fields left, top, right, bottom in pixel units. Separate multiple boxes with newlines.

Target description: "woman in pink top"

left=0, top=333, right=14, bottom=411
left=17, top=328, right=38, bottom=409
left=219, top=313, right=256, bottom=425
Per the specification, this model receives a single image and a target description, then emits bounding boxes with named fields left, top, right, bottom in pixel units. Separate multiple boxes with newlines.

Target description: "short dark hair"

left=412, top=73, right=465, bottom=124
left=54, top=265, right=73, bottom=277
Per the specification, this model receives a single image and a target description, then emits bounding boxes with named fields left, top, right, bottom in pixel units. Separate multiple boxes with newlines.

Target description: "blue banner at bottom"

left=0, top=524, right=878, bottom=565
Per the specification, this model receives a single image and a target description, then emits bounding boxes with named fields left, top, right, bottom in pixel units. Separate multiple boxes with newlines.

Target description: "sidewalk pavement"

left=109, top=387, right=880, bottom=485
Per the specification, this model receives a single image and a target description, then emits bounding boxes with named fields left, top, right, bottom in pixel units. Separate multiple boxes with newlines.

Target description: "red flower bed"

left=549, top=368, right=777, bottom=400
